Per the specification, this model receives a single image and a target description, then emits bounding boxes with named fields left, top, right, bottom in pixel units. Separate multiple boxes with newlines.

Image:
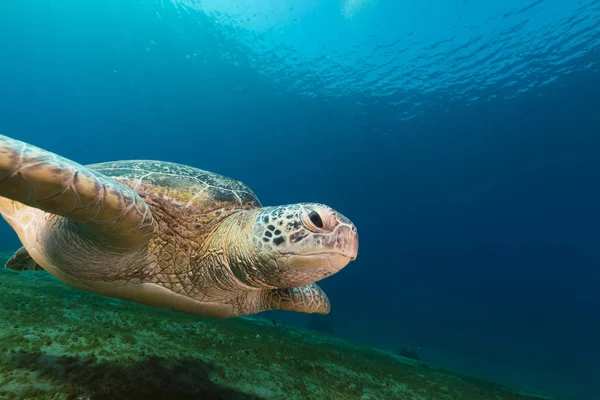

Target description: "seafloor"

left=0, top=253, right=553, bottom=400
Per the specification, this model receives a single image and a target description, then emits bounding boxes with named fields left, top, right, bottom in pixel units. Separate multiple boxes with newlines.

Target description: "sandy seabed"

left=0, top=258, right=553, bottom=400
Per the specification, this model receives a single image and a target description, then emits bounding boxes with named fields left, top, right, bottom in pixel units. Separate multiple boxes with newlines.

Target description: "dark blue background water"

left=1, top=1, right=599, bottom=399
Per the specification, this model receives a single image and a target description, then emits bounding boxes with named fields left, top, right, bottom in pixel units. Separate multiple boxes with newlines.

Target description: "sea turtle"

left=0, top=134, right=358, bottom=318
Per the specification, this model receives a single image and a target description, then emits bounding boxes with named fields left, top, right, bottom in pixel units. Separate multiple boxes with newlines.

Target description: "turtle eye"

left=302, top=207, right=328, bottom=232
left=308, top=210, right=324, bottom=229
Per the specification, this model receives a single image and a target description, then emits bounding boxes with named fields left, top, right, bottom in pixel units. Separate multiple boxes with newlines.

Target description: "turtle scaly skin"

left=0, top=134, right=358, bottom=318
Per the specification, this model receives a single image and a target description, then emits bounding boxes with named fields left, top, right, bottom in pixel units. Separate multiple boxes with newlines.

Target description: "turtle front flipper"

left=265, top=284, right=331, bottom=314
left=236, top=283, right=331, bottom=316
left=5, top=247, right=43, bottom=271
left=0, top=134, right=154, bottom=250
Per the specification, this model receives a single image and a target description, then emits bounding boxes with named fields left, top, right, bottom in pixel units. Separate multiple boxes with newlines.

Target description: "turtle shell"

left=87, top=160, right=261, bottom=211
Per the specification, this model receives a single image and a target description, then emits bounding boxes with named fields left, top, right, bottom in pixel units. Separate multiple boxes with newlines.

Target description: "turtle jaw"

left=261, top=251, right=356, bottom=289
left=275, top=253, right=355, bottom=271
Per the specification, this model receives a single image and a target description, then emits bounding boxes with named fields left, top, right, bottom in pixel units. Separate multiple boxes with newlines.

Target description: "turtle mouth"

left=277, top=253, right=355, bottom=271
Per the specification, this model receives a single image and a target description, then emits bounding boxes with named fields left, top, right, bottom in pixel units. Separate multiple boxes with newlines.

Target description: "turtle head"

left=251, top=203, right=358, bottom=287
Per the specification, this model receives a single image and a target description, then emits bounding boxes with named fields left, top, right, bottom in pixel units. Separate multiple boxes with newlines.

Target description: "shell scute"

left=87, top=160, right=261, bottom=211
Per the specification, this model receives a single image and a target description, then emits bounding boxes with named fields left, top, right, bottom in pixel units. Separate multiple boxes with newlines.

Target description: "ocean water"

left=0, top=1, right=599, bottom=399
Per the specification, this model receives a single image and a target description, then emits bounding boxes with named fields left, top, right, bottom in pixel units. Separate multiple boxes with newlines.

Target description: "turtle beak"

left=334, top=220, right=359, bottom=262
left=348, top=230, right=359, bottom=260
left=332, top=209, right=358, bottom=261
left=331, top=225, right=358, bottom=268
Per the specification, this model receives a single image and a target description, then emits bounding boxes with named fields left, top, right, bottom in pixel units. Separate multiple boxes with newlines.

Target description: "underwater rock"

left=396, top=346, right=421, bottom=361
left=0, top=268, right=554, bottom=400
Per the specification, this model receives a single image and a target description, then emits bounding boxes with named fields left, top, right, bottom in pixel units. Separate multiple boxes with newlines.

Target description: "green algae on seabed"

left=0, top=267, right=554, bottom=400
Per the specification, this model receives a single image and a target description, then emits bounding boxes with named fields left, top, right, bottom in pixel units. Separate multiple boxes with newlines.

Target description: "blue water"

left=1, top=1, right=599, bottom=399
